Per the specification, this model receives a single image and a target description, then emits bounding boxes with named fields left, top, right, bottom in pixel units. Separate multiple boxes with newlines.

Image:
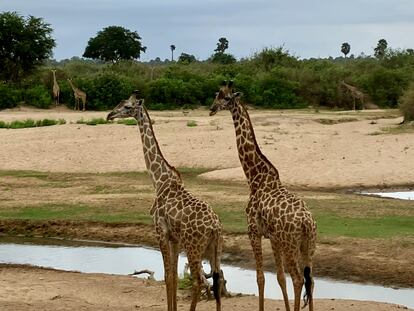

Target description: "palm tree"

left=170, top=44, right=176, bottom=61
left=341, top=42, right=351, bottom=58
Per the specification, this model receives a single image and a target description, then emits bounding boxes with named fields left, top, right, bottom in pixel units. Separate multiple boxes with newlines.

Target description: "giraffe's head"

left=106, top=91, right=143, bottom=121
left=209, top=80, right=242, bottom=116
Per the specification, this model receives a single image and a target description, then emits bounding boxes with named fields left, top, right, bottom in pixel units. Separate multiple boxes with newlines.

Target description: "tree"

left=178, top=53, right=196, bottom=64
left=83, top=26, right=146, bottom=62
left=214, top=37, right=229, bottom=54
left=0, top=11, right=55, bottom=82
left=210, top=37, right=235, bottom=64
left=341, top=42, right=351, bottom=58
left=170, top=44, right=176, bottom=61
left=374, top=39, right=388, bottom=59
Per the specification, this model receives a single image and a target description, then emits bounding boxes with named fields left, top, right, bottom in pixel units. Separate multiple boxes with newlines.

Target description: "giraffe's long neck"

left=135, top=105, right=181, bottom=194
left=68, top=80, right=76, bottom=93
left=229, top=98, right=280, bottom=191
left=52, top=72, right=57, bottom=85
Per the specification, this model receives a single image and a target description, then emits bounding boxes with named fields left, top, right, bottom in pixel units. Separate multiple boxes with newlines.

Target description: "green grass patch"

left=1, top=170, right=414, bottom=239
left=116, top=119, right=138, bottom=126
left=0, top=118, right=66, bottom=129
left=0, top=203, right=152, bottom=224
left=316, top=213, right=414, bottom=238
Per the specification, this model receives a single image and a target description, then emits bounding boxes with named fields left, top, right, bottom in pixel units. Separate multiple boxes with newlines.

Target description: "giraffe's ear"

left=233, top=91, right=243, bottom=98
left=221, top=80, right=227, bottom=86
left=228, top=80, right=234, bottom=88
left=138, top=99, right=144, bottom=105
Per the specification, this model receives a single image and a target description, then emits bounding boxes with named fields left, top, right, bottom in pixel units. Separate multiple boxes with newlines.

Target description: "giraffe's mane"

left=141, top=105, right=183, bottom=183
left=235, top=97, right=279, bottom=178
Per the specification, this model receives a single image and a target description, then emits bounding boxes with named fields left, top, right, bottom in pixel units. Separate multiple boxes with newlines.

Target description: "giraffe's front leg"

left=159, top=237, right=173, bottom=311
left=249, top=232, right=265, bottom=311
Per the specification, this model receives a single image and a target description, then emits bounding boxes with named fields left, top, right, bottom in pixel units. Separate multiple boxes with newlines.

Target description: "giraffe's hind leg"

left=285, top=255, right=303, bottom=311
left=187, top=255, right=203, bottom=311
left=271, top=241, right=290, bottom=311
left=249, top=234, right=265, bottom=311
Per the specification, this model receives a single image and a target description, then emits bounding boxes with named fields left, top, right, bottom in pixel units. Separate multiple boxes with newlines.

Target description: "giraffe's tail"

left=303, top=266, right=313, bottom=307
left=211, top=234, right=222, bottom=306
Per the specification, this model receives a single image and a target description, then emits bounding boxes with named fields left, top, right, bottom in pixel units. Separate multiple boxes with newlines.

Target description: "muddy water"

left=0, top=237, right=413, bottom=308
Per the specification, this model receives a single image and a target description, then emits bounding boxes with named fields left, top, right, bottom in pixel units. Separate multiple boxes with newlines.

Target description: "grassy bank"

left=0, top=169, right=413, bottom=239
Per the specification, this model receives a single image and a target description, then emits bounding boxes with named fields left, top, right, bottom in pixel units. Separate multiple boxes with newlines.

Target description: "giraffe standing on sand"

left=107, top=92, right=223, bottom=311
left=67, top=78, right=87, bottom=111
left=209, top=81, right=317, bottom=311
left=51, top=69, right=60, bottom=106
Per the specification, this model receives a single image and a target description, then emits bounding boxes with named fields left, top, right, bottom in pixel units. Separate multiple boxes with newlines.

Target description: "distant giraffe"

left=107, top=92, right=223, bottom=311
left=51, top=69, right=60, bottom=106
left=210, top=81, right=317, bottom=311
left=67, top=78, right=86, bottom=111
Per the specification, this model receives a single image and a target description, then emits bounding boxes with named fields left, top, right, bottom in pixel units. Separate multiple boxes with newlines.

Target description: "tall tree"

left=214, top=37, right=229, bottom=54
left=341, top=42, right=351, bottom=58
left=0, top=11, right=55, bottom=82
left=374, top=39, right=388, bottom=59
left=83, top=26, right=146, bottom=62
left=170, top=44, right=176, bottom=61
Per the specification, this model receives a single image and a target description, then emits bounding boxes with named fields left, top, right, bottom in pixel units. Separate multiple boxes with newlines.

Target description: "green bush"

left=82, top=73, right=135, bottom=110
left=0, top=84, right=21, bottom=109
left=24, top=85, right=52, bottom=108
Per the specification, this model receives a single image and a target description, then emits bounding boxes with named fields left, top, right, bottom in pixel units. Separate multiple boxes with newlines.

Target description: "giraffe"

left=209, top=81, right=317, bottom=311
left=67, top=78, right=87, bottom=111
left=107, top=91, right=223, bottom=311
left=51, top=69, right=60, bottom=106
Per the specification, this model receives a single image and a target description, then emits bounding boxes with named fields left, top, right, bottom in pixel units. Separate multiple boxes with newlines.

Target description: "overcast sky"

left=2, top=0, right=414, bottom=61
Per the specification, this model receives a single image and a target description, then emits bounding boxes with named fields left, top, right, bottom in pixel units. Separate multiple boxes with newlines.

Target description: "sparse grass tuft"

left=186, top=120, right=198, bottom=127
left=369, top=123, right=414, bottom=135
left=314, top=117, right=358, bottom=125
left=178, top=272, right=193, bottom=290
left=76, top=118, right=108, bottom=126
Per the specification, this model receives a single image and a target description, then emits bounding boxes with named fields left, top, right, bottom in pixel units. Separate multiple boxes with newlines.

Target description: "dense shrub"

left=4, top=47, right=414, bottom=111
left=24, top=85, right=52, bottom=108
left=80, top=73, right=135, bottom=110
left=0, top=84, right=21, bottom=109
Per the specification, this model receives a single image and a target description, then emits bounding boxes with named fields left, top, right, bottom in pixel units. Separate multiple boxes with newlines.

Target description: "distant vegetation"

left=1, top=11, right=414, bottom=117
left=0, top=118, right=66, bottom=129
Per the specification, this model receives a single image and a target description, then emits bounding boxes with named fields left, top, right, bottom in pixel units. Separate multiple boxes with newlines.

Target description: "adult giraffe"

left=107, top=92, right=223, bottom=311
left=209, top=81, right=317, bottom=311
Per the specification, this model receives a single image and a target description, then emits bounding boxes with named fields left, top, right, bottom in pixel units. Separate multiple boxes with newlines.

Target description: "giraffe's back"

left=249, top=186, right=316, bottom=251
left=154, top=186, right=222, bottom=248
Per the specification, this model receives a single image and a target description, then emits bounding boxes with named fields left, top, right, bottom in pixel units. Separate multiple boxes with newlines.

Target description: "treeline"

left=2, top=47, right=414, bottom=111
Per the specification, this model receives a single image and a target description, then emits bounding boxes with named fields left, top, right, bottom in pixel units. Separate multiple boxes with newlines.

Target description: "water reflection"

left=0, top=237, right=413, bottom=308
left=363, top=191, right=414, bottom=200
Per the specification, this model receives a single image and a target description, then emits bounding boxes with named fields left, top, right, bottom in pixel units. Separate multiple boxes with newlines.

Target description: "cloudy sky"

left=2, top=0, right=414, bottom=61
